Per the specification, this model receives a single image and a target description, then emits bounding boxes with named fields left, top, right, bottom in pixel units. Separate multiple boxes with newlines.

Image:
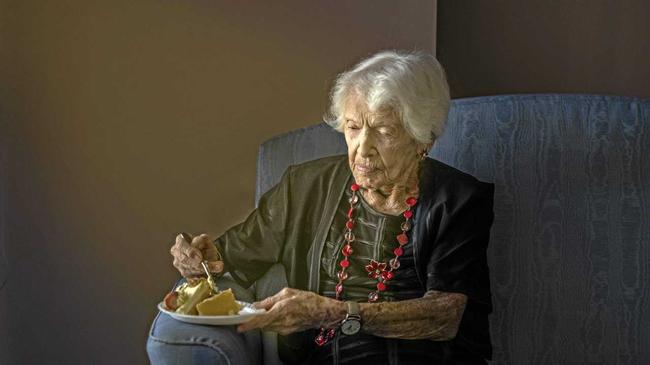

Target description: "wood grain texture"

left=257, top=94, right=650, bottom=364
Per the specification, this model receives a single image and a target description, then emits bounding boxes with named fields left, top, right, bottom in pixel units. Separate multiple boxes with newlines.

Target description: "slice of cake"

left=175, top=279, right=212, bottom=315
left=196, top=288, right=241, bottom=316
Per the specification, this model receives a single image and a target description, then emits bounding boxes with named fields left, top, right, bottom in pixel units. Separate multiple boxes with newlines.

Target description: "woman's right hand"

left=170, top=233, right=224, bottom=278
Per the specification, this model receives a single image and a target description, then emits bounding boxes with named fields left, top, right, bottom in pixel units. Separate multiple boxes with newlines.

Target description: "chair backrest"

left=256, top=94, right=650, bottom=364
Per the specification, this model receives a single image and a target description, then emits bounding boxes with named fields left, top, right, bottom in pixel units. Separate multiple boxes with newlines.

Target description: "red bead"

left=397, top=233, right=408, bottom=245
left=342, top=245, right=353, bottom=256
left=406, top=197, right=417, bottom=206
left=347, top=208, right=354, bottom=218
left=351, top=183, right=360, bottom=191
left=340, top=259, right=350, bottom=268
left=377, top=282, right=386, bottom=291
left=346, top=221, right=354, bottom=230
left=381, top=271, right=394, bottom=280
left=335, top=283, right=343, bottom=295
left=394, top=247, right=404, bottom=257
left=315, top=335, right=327, bottom=346
left=327, top=328, right=336, bottom=338
left=337, top=271, right=348, bottom=280
left=403, top=210, right=413, bottom=219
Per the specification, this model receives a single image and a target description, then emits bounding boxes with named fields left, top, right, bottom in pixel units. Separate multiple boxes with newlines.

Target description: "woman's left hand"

left=236, top=287, right=344, bottom=335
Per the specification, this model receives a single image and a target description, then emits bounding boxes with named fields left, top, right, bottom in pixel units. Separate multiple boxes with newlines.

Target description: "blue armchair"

left=147, top=94, right=650, bottom=364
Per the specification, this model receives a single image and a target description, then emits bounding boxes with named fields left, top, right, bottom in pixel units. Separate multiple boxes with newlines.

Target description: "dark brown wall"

left=438, top=0, right=650, bottom=99
left=0, top=1, right=436, bottom=363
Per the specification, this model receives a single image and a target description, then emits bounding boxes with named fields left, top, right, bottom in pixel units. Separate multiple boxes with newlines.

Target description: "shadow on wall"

left=0, top=134, right=7, bottom=364
left=0, top=142, right=6, bottom=283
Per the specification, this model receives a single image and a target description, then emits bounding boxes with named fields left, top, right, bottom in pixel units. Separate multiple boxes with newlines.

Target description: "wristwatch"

left=340, top=301, right=362, bottom=335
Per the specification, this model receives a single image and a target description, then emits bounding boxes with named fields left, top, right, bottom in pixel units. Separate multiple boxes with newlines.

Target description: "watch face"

left=341, top=319, right=361, bottom=335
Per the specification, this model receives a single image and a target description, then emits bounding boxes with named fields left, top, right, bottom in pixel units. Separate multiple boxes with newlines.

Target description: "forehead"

left=343, top=94, right=399, bottom=125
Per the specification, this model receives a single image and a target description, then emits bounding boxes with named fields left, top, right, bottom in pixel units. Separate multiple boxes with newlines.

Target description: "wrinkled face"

left=342, top=94, right=423, bottom=190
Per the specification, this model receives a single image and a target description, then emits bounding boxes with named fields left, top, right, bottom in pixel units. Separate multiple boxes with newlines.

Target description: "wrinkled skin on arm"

left=237, top=287, right=467, bottom=341
left=360, top=290, right=467, bottom=341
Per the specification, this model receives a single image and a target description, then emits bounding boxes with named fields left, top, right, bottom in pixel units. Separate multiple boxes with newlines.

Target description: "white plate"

left=157, top=300, right=266, bottom=325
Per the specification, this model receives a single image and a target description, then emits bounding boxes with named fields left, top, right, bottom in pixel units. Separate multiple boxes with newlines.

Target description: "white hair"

left=323, top=50, right=450, bottom=145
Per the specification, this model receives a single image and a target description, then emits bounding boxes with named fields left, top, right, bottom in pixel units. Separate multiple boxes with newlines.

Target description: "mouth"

left=354, top=163, right=379, bottom=174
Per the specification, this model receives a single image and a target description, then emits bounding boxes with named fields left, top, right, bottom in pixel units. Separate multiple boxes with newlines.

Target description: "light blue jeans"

left=146, top=276, right=262, bottom=365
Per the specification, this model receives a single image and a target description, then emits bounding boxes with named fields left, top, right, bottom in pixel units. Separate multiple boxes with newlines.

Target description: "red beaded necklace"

left=315, top=182, right=417, bottom=346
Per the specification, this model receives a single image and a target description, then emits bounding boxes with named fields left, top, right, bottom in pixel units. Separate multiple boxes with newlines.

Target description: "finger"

left=174, top=258, right=198, bottom=277
left=179, top=232, right=193, bottom=242
left=182, top=268, right=204, bottom=278
left=253, top=295, right=280, bottom=310
left=171, top=236, right=190, bottom=258
left=190, top=234, right=210, bottom=248
left=206, top=260, right=224, bottom=273
left=175, top=233, right=189, bottom=246
left=237, top=312, right=274, bottom=332
left=180, top=244, right=202, bottom=262
left=178, top=261, right=204, bottom=277
left=253, top=287, right=295, bottom=309
left=239, top=299, right=294, bottom=332
left=170, top=242, right=181, bottom=257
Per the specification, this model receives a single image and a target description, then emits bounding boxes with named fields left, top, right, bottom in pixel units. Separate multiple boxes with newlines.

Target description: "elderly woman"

left=157, top=50, right=494, bottom=364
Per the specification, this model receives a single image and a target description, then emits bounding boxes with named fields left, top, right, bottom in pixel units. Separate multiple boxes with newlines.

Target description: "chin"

left=352, top=174, right=380, bottom=190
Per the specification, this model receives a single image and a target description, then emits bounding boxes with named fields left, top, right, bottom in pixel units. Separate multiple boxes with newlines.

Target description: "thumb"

left=206, top=261, right=224, bottom=274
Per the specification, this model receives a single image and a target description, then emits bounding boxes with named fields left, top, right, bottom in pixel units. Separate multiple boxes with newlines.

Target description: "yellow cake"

left=175, top=279, right=212, bottom=315
left=196, top=288, right=241, bottom=316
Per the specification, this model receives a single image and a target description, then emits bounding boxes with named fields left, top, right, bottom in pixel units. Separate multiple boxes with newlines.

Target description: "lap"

left=146, top=275, right=262, bottom=365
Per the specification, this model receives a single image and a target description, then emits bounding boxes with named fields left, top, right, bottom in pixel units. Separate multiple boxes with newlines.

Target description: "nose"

left=358, top=128, right=376, bottom=157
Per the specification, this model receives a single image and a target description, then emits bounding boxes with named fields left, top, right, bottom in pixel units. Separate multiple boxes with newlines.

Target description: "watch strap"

left=346, top=301, right=360, bottom=316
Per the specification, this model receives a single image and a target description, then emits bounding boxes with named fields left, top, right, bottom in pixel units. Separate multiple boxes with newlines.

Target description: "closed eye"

left=377, top=127, right=395, bottom=137
left=346, top=120, right=361, bottom=130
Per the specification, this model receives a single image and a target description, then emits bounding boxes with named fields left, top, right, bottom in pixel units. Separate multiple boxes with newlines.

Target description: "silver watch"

left=340, top=301, right=362, bottom=335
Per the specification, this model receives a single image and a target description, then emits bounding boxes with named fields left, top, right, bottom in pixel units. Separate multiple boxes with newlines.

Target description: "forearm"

left=324, top=290, right=467, bottom=341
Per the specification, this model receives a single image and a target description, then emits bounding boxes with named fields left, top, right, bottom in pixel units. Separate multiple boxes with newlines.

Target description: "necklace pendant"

left=365, top=259, right=386, bottom=279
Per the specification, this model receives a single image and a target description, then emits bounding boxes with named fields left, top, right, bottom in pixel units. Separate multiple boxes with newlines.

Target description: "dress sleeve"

left=425, top=181, right=495, bottom=308
left=212, top=166, right=293, bottom=288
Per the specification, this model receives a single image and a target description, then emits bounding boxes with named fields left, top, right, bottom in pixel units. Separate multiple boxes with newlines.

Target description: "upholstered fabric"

left=256, top=94, right=650, bottom=364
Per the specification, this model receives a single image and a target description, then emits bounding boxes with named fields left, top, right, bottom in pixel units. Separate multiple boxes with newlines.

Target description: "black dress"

left=214, top=155, right=494, bottom=364
left=278, top=183, right=490, bottom=365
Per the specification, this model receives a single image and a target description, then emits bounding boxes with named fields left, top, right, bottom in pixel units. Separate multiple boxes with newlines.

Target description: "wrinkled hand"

left=237, top=287, right=345, bottom=335
left=170, top=233, right=224, bottom=279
